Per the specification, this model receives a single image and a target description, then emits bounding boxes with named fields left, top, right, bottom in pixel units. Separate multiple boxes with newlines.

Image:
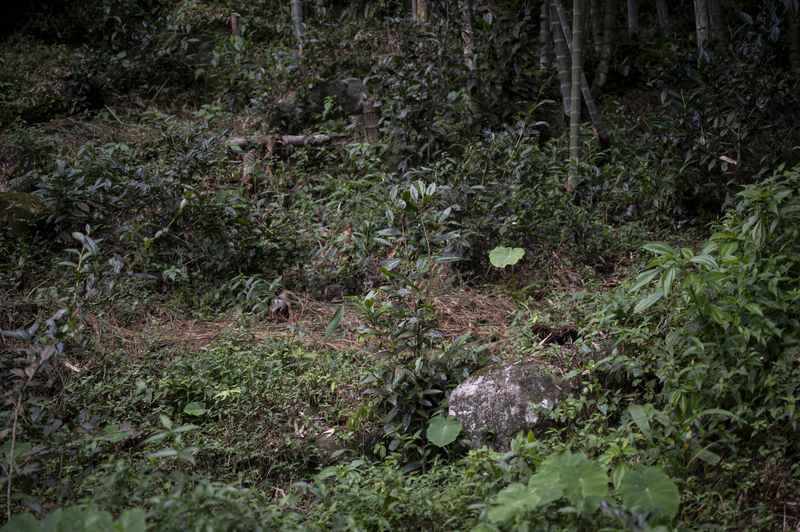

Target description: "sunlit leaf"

left=489, top=247, right=525, bottom=268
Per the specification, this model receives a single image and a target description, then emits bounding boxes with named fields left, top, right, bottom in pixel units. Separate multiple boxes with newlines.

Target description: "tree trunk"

left=411, top=0, right=417, bottom=21
left=790, top=2, right=800, bottom=71
left=592, top=0, right=615, bottom=92
left=291, top=0, right=304, bottom=39
left=694, top=0, right=710, bottom=47
left=656, top=0, right=670, bottom=32
left=461, top=0, right=478, bottom=111
left=569, top=0, right=584, bottom=188
left=627, top=0, right=639, bottom=39
left=708, top=0, right=724, bottom=41
left=417, top=0, right=429, bottom=22
left=554, top=0, right=609, bottom=147
left=590, top=0, right=603, bottom=52
left=540, top=2, right=551, bottom=71
left=551, top=1, right=572, bottom=119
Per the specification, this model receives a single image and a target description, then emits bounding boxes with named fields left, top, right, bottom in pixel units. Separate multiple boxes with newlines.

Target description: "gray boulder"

left=0, top=192, right=46, bottom=238
left=448, top=360, right=570, bottom=452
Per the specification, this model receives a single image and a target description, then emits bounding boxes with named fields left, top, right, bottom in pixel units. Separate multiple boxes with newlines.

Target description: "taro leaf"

left=426, top=415, right=462, bottom=447
left=117, top=508, right=147, bottom=532
left=324, top=301, right=346, bottom=344
left=526, top=468, right=563, bottom=507
left=183, top=402, right=207, bottom=416
left=486, top=483, right=536, bottom=524
left=540, top=451, right=608, bottom=517
left=619, top=466, right=680, bottom=522
left=489, top=247, right=525, bottom=269
left=0, top=513, right=39, bottom=532
left=628, top=404, right=653, bottom=444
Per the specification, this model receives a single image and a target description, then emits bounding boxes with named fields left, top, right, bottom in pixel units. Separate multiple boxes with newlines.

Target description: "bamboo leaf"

left=324, top=301, right=346, bottom=344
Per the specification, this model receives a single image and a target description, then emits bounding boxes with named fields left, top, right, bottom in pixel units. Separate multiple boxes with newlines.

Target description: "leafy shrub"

left=376, top=15, right=476, bottom=170
left=564, top=163, right=800, bottom=526
left=299, top=455, right=502, bottom=531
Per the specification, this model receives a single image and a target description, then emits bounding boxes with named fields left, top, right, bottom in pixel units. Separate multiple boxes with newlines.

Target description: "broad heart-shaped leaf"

left=116, top=508, right=147, bottom=532
left=526, top=468, right=563, bottom=507
left=489, top=247, right=525, bottom=269
left=486, top=483, right=535, bottom=524
left=540, top=451, right=608, bottom=517
left=619, top=466, right=680, bottom=523
left=426, top=415, right=462, bottom=447
left=0, top=513, right=40, bottom=532
left=183, top=402, right=207, bottom=416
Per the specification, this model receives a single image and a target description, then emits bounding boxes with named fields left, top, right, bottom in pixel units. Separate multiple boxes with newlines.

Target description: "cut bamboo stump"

left=362, top=99, right=381, bottom=144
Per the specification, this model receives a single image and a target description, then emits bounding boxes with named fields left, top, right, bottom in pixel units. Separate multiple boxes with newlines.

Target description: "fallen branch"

left=228, top=134, right=352, bottom=154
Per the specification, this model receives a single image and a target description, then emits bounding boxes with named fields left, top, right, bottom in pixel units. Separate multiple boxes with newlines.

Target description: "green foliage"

left=4, top=1, right=800, bottom=528
left=483, top=447, right=680, bottom=531
left=207, top=26, right=263, bottom=112
left=556, top=163, right=800, bottom=526
left=426, top=415, right=462, bottom=448
left=646, top=9, right=800, bottom=200
left=2, top=508, right=146, bottom=532
left=489, top=247, right=525, bottom=269
left=351, top=180, right=462, bottom=361
left=299, top=455, right=502, bottom=531
left=362, top=333, right=491, bottom=461
left=377, top=16, right=474, bottom=169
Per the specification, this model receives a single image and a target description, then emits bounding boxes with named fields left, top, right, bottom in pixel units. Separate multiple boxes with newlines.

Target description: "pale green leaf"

left=660, top=265, right=677, bottom=298
left=630, top=268, right=660, bottom=292
left=183, top=402, right=207, bottom=416
left=489, top=247, right=525, bottom=268
left=689, top=254, right=718, bottom=270
left=426, top=415, right=462, bottom=447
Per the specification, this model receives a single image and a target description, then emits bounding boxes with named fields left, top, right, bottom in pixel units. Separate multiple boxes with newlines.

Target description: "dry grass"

left=102, top=288, right=524, bottom=363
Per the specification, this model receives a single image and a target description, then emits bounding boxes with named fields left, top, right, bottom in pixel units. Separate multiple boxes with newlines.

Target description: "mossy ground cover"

left=2, top=1, right=800, bottom=530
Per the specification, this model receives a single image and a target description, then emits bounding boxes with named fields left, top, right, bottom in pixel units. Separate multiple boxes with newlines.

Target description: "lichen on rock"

left=448, top=359, right=570, bottom=452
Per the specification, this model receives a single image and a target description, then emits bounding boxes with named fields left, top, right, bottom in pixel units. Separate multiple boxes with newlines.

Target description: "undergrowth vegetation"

left=1, top=0, right=800, bottom=530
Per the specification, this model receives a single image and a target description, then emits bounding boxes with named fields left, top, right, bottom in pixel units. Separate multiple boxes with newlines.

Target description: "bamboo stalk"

left=590, top=0, right=603, bottom=52
left=540, top=2, right=551, bottom=71
left=694, top=0, right=710, bottom=48
left=554, top=0, right=610, bottom=146
left=551, top=1, right=572, bottom=119
left=592, top=0, right=615, bottom=92
left=790, top=3, right=800, bottom=70
left=569, top=0, right=584, bottom=187
left=627, top=0, right=639, bottom=39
